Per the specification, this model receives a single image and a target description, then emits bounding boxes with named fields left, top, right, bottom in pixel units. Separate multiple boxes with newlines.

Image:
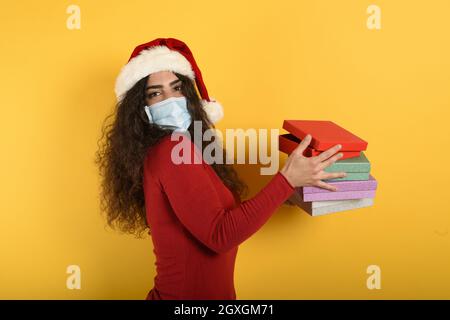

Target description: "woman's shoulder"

left=148, top=133, right=190, bottom=155
left=150, top=134, right=175, bottom=152
left=144, top=132, right=200, bottom=168
left=144, top=135, right=172, bottom=166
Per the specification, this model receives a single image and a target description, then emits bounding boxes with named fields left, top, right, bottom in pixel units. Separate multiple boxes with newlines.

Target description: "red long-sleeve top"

left=143, top=133, right=295, bottom=300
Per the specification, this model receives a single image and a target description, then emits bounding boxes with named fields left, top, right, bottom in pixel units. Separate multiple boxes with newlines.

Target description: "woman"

left=95, top=38, right=346, bottom=300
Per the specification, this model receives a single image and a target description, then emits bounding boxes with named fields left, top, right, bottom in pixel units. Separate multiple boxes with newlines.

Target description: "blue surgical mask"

left=144, top=96, right=192, bottom=132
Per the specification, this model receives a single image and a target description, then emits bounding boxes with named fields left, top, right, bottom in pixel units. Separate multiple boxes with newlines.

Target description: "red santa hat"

left=114, top=37, right=224, bottom=124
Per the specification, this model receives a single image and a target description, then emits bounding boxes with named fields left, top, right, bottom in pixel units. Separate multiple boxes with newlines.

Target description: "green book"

left=324, top=172, right=370, bottom=182
left=324, top=152, right=370, bottom=173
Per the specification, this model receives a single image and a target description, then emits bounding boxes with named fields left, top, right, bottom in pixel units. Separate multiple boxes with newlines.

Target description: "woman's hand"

left=280, top=134, right=347, bottom=191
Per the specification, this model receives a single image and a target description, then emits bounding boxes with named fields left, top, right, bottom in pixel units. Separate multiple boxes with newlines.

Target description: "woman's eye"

left=147, top=86, right=181, bottom=99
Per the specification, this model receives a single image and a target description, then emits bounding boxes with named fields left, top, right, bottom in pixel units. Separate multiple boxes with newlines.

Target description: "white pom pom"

left=201, top=97, right=224, bottom=124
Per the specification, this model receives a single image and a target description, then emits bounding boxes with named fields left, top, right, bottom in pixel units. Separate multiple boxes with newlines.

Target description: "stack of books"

left=279, top=120, right=377, bottom=216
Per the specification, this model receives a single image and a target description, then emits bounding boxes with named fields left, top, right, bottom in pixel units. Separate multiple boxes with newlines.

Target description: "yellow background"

left=1, top=0, right=449, bottom=299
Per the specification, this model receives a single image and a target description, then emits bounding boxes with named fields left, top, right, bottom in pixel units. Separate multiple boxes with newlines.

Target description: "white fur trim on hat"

left=201, top=97, right=224, bottom=124
left=115, top=45, right=195, bottom=101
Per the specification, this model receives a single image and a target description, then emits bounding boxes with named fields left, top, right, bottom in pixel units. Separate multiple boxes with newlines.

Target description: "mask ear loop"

left=144, top=106, right=153, bottom=123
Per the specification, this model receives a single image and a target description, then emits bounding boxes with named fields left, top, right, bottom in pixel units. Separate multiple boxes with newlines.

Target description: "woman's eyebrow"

left=146, top=79, right=181, bottom=91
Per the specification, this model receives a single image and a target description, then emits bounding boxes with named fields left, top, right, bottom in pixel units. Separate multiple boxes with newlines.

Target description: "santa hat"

left=114, top=37, right=224, bottom=124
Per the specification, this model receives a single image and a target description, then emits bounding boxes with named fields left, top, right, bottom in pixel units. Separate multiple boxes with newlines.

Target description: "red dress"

left=143, top=133, right=295, bottom=300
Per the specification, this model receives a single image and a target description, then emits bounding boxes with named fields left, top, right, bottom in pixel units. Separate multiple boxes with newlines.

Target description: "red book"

left=279, top=134, right=362, bottom=159
left=279, top=120, right=368, bottom=159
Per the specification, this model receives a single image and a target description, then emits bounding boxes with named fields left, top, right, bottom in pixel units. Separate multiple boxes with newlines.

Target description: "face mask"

left=144, top=96, right=192, bottom=132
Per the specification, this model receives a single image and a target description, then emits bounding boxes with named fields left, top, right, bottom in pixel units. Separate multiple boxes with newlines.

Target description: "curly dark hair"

left=95, top=72, right=248, bottom=238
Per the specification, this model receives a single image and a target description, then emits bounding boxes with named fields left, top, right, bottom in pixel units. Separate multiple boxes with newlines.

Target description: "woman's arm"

left=145, top=135, right=295, bottom=254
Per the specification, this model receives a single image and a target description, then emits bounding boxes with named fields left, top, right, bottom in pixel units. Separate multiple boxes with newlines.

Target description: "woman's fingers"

left=315, top=180, right=338, bottom=192
left=316, top=144, right=342, bottom=162
left=312, top=171, right=347, bottom=191
left=283, top=135, right=348, bottom=190
left=321, top=171, right=347, bottom=181
left=292, top=134, right=312, bottom=156
left=317, top=152, right=343, bottom=171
